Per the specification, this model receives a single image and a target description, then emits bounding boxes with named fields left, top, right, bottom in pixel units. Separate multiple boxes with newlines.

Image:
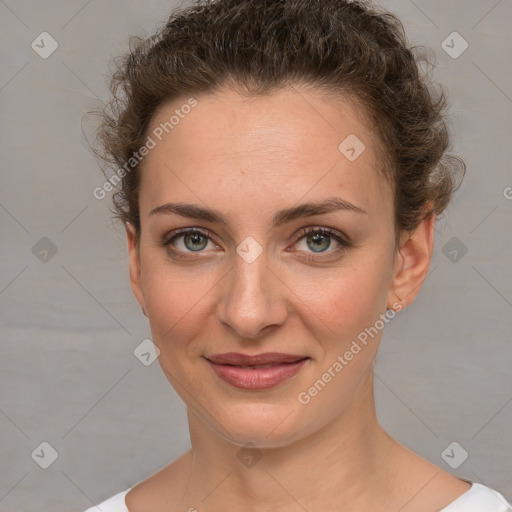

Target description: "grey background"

left=0, top=0, right=511, bottom=510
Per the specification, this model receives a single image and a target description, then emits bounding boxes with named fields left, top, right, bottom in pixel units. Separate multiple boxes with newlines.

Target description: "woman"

left=85, top=0, right=511, bottom=510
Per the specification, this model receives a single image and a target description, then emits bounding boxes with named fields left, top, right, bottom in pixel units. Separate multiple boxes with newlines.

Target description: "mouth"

left=204, top=352, right=310, bottom=390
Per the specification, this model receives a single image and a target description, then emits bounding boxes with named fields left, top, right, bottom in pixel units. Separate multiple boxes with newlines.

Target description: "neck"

left=181, top=370, right=401, bottom=511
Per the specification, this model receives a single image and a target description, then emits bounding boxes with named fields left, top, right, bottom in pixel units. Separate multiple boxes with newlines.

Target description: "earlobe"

left=386, top=211, right=436, bottom=310
left=126, top=223, right=148, bottom=317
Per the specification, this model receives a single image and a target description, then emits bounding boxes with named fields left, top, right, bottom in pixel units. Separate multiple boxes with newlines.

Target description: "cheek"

left=145, top=277, right=200, bottom=336
left=139, top=254, right=219, bottom=356
left=296, top=257, right=390, bottom=343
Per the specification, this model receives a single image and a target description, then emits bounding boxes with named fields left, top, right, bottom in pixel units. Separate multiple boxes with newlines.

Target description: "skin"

left=124, top=86, right=471, bottom=511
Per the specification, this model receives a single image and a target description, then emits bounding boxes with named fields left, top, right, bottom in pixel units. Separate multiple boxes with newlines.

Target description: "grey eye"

left=181, top=232, right=209, bottom=252
left=305, top=233, right=331, bottom=253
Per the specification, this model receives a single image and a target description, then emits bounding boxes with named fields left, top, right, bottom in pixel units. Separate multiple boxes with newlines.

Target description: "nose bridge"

left=217, top=241, right=287, bottom=338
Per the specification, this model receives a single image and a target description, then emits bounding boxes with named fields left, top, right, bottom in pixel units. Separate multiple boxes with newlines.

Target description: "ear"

left=387, top=210, right=436, bottom=311
left=126, top=222, right=148, bottom=317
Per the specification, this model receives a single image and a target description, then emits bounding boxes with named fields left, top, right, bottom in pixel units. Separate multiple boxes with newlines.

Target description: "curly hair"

left=93, top=0, right=465, bottom=246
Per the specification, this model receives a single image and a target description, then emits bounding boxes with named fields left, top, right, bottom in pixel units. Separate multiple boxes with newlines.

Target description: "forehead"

left=139, top=86, right=391, bottom=221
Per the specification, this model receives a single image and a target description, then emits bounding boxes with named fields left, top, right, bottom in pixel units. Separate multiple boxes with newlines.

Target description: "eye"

left=160, top=226, right=351, bottom=260
left=291, top=227, right=351, bottom=259
left=161, top=228, right=217, bottom=258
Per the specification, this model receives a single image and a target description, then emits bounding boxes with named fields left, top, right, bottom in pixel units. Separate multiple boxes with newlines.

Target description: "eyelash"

left=160, top=227, right=351, bottom=261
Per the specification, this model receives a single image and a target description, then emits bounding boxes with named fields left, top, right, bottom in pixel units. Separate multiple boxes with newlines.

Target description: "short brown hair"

left=93, top=0, right=465, bottom=245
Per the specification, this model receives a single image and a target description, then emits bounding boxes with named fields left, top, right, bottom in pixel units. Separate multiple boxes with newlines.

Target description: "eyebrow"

left=149, top=197, right=368, bottom=228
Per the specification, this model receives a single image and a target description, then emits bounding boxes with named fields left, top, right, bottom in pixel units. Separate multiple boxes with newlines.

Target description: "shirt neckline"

left=122, top=480, right=478, bottom=511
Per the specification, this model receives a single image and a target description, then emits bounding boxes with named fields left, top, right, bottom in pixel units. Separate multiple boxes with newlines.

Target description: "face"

left=126, top=86, right=430, bottom=448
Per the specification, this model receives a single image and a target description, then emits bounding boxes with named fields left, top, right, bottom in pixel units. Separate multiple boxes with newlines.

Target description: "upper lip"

left=205, top=352, right=308, bottom=366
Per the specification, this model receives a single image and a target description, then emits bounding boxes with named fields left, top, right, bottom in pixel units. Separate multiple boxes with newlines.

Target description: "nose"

left=216, top=247, right=288, bottom=340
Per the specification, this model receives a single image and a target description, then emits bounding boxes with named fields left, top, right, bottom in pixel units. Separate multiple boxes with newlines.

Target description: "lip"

left=205, top=352, right=310, bottom=390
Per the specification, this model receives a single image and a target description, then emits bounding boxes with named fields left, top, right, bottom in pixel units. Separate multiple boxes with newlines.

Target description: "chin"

left=210, top=401, right=307, bottom=449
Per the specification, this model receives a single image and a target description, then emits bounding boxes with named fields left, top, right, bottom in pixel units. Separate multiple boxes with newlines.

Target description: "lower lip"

left=206, top=358, right=309, bottom=390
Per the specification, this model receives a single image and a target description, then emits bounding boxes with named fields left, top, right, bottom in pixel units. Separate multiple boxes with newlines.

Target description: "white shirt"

left=83, top=482, right=512, bottom=511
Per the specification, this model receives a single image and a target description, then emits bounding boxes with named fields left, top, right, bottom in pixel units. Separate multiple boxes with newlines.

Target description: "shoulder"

left=81, top=453, right=191, bottom=512
left=389, top=441, right=510, bottom=511
left=83, top=488, right=131, bottom=512
left=82, top=451, right=191, bottom=512
left=441, top=482, right=512, bottom=512
left=125, top=451, right=193, bottom=512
